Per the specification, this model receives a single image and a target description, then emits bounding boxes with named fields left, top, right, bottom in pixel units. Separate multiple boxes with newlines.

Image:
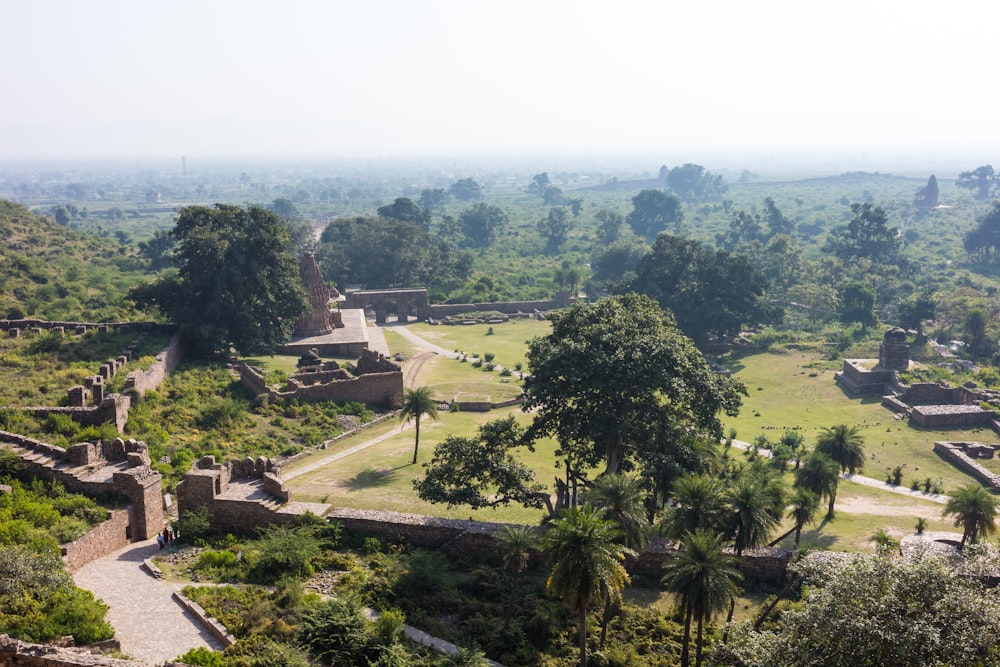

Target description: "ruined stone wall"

left=0, top=433, right=163, bottom=541
left=426, top=295, right=571, bottom=320
left=453, top=397, right=524, bottom=412
left=27, top=394, right=132, bottom=433
left=328, top=509, right=792, bottom=584
left=60, top=509, right=131, bottom=573
left=934, top=441, right=1000, bottom=491
left=0, top=320, right=165, bottom=334
left=236, top=360, right=403, bottom=409
left=122, top=335, right=184, bottom=397
left=0, top=635, right=144, bottom=667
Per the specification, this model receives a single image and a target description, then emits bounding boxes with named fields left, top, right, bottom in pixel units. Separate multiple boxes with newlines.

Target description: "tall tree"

left=662, top=529, right=742, bottom=667
left=494, top=525, right=537, bottom=630
left=627, top=234, right=782, bottom=344
left=795, top=452, right=841, bottom=520
left=400, top=387, right=439, bottom=465
left=538, top=206, right=574, bottom=252
left=626, top=190, right=684, bottom=240
left=417, top=188, right=448, bottom=215
left=540, top=505, right=632, bottom=667
left=838, top=280, right=877, bottom=330
left=957, top=165, right=999, bottom=200
left=815, top=424, right=865, bottom=474
left=964, top=202, right=1000, bottom=263
left=587, top=473, right=651, bottom=648
left=594, top=209, right=625, bottom=245
left=377, top=197, right=430, bottom=230
left=523, top=294, right=746, bottom=480
left=459, top=202, right=507, bottom=247
left=825, top=203, right=901, bottom=265
left=665, top=163, right=728, bottom=202
left=787, top=487, right=820, bottom=546
left=943, top=484, right=998, bottom=546
left=448, top=177, right=483, bottom=201
left=663, top=474, right=729, bottom=540
left=130, top=204, right=307, bottom=358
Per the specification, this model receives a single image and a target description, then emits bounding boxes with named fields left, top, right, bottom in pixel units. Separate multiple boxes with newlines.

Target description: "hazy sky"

left=3, top=0, right=998, bottom=166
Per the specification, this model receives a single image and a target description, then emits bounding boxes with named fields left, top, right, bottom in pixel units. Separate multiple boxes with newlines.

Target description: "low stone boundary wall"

left=425, top=295, right=571, bottom=320
left=0, top=320, right=166, bottom=334
left=122, top=335, right=184, bottom=397
left=453, top=397, right=525, bottom=412
left=236, top=359, right=403, bottom=409
left=61, top=509, right=131, bottom=573
left=328, top=509, right=792, bottom=584
left=934, top=441, right=1000, bottom=491
left=172, top=592, right=237, bottom=648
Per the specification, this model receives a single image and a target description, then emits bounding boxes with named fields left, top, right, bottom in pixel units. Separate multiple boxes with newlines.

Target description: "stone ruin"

left=294, top=252, right=342, bottom=337
left=879, top=326, right=910, bottom=370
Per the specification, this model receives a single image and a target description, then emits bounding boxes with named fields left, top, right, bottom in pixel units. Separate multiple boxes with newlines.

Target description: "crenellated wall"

left=60, top=509, right=132, bottom=573
left=0, top=433, right=164, bottom=545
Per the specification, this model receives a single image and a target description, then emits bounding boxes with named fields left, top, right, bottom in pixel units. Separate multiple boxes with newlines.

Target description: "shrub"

left=175, top=647, right=224, bottom=667
left=176, top=506, right=213, bottom=545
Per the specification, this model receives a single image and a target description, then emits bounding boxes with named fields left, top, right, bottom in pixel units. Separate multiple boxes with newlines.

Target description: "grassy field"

left=405, top=318, right=552, bottom=372
left=722, top=345, right=991, bottom=493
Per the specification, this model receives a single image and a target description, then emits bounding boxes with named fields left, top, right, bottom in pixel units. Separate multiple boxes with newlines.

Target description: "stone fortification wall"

left=328, top=509, right=792, bottom=585
left=60, top=509, right=131, bottom=573
left=27, top=394, right=132, bottom=433
left=425, top=293, right=572, bottom=320
left=0, top=635, right=145, bottom=667
left=236, top=350, right=403, bottom=408
left=0, top=320, right=165, bottom=334
left=175, top=455, right=312, bottom=534
left=0, top=432, right=164, bottom=545
left=934, top=441, right=1000, bottom=491
left=122, top=335, right=184, bottom=397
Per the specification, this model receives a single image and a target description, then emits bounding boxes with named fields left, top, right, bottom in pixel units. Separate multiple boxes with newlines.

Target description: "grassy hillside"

left=0, top=200, right=150, bottom=322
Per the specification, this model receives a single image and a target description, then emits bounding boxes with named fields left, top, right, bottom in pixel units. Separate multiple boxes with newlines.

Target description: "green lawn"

left=405, top=319, right=551, bottom=372
left=723, top=346, right=992, bottom=493
left=285, top=406, right=561, bottom=524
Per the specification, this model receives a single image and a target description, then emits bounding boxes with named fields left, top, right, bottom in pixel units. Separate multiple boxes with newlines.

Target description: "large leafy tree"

left=130, top=204, right=307, bottom=358
left=719, top=553, right=1000, bottom=667
left=963, top=202, right=1000, bottom=263
left=459, top=202, right=507, bottom=247
left=316, top=216, right=472, bottom=291
left=664, top=163, right=728, bottom=202
left=662, top=529, right=742, bottom=667
left=377, top=197, right=431, bottom=230
left=523, top=293, right=746, bottom=480
left=943, top=484, right=998, bottom=546
left=540, top=505, right=632, bottom=667
left=626, top=189, right=684, bottom=240
left=626, top=234, right=782, bottom=344
left=399, top=386, right=439, bottom=465
left=825, top=203, right=901, bottom=265
left=957, top=164, right=999, bottom=200
left=414, top=416, right=549, bottom=513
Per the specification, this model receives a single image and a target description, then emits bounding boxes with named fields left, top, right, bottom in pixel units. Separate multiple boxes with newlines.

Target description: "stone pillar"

left=374, top=305, right=387, bottom=324
left=68, top=385, right=87, bottom=407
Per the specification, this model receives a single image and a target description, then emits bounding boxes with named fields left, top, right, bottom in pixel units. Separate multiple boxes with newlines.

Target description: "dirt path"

left=73, top=539, right=225, bottom=664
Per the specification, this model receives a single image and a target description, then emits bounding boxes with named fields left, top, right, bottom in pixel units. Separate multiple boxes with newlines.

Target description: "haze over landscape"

left=3, top=0, right=999, bottom=173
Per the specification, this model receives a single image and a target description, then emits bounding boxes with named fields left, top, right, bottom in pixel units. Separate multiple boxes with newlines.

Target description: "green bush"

left=176, top=647, right=225, bottom=667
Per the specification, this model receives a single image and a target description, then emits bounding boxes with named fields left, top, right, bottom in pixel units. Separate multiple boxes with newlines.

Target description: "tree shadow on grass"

left=343, top=468, right=399, bottom=490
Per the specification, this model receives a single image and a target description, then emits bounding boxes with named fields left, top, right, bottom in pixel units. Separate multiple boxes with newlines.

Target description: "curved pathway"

left=73, top=539, right=225, bottom=664
left=387, top=323, right=459, bottom=358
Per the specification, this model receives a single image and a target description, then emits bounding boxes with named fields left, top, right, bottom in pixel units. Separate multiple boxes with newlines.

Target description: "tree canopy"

left=131, top=204, right=306, bottom=358
left=626, top=189, right=684, bottom=240
left=626, top=234, right=783, bottom=344
left=523, top=293, right=746, bottom=479
left=663, top=163, right=728, bottom=202
left=824, top=203, right=901, bottom=265
left=459, top=202, right=507, bottom=247
left=957, top=165, right=999, bottom=200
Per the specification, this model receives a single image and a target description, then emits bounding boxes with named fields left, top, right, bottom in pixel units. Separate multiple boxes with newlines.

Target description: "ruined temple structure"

left=879, top=327, right=911, bottom=371
left=294, top=252, right=343, bottom=337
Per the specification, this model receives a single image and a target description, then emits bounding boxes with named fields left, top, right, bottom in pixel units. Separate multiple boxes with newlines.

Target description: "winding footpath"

left=72, top=539, right=225, bottom=664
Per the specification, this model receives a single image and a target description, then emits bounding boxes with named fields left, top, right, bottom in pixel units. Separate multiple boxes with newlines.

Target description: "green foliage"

left=0, top=545, right=113, bottom=644
left=414, top=415, right=544, bottom=510
left=130, top=204, right=307, bottom=357
left=176, top=647, right=225, bottom=667
left=717, top=553, right=1000, bottom=667
left=627, top=234, right=782, bottom=343
left=299, top=594, right=376, bottom=666
left=627, top=190, right=683, bottom=240
left=943, top=484, right=999, bottom=546
left=176, top=506, right=214, bottom=545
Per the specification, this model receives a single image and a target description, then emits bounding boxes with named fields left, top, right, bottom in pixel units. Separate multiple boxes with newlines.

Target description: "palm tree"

left=540, top=505, right=632, bottom=667
left=399, top=386, right=438, bottom=465
left=815, top=424, right=865, bottom=474
left=663, top=474, right=728, bottom=540
left=943, top=484, right=999, bottom=546
left=795, top=452, right=841, bottom=519
left=662, top=529, right=742, bottom=667
left=494, top=525, right=537, bottom=630
left=587, top=473, right=650, bottom=647
left=721, top=471, right=782, bottom=636
left=789, top=487, right=820, bottom=546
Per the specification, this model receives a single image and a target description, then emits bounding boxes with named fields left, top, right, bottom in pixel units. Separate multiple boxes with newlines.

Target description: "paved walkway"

left=73, top=539, right=225, bottom=664
left=387, top=323, right=459, bottom=358
left=731, top=439, right=950, bottom=504
left=283, top=419, right=414, bottom=481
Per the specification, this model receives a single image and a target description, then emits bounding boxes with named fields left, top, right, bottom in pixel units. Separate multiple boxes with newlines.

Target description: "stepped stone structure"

left=176, top=455, right=330, bottom=533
